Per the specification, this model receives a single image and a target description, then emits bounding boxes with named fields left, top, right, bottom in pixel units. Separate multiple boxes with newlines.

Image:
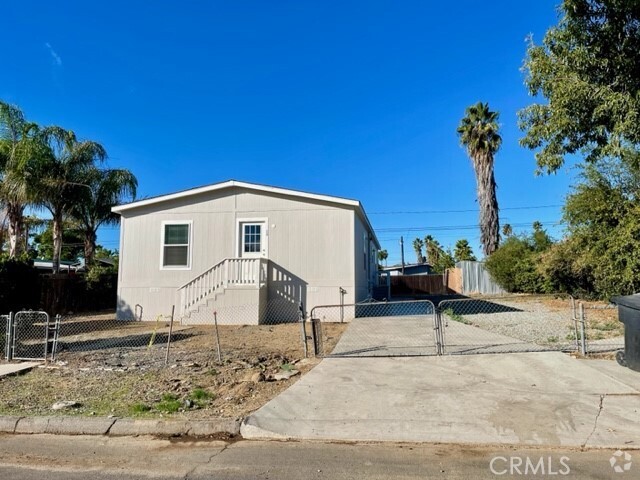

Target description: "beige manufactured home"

left=112, top=180, right=380, bottom=324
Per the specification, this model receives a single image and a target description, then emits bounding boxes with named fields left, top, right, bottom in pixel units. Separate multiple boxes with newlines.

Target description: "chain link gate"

left=1, top=314, right=10, bottom=360
left=435, top=295, right=580, bottom=355
left=11, top=311, right=51, bottom=361
left=310, top=300, right=438, bottom=357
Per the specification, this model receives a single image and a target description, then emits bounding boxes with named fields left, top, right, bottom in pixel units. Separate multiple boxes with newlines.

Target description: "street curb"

left=0, top=416, right=240, bottom=438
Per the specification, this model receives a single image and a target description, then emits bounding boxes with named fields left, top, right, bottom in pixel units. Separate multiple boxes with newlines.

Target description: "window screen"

left=163, top=223, right=190, bottom=267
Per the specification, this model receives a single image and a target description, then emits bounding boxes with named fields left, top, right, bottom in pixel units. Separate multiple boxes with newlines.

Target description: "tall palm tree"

left=71, top=166, right=137, bottom=267
left=412, top=238, right=424, bottom=263
left=457, top=102, right=502, bottom=256
left=377, top=249, right=388, bottom=267
left=35, top=126, right=106, bottom=273
left=0, top=102, right=43, bottom=257
left=424, top=235, right=441, bottom=266
left=454, top=239, right=476, bottom=262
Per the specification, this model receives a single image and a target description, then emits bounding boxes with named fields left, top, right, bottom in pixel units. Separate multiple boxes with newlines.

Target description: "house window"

left=243, top=224, right=262, bottom=253
left=162, top=222, right=191, bottom=268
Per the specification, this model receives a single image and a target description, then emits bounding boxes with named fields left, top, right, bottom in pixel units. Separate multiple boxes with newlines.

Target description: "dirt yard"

left=0, top=315, right=347, bottom=419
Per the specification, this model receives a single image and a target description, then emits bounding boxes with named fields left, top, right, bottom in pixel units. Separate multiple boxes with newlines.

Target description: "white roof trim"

left=112, top=180, right=361, bottom=212
left=112, top=180, right=380, bottom=247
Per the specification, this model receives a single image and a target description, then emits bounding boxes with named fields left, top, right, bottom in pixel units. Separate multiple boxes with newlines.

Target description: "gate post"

left=433, top=308, right=444, bottom=356
left=5, top=312, right=13, bottom=361
left=579, top=303, right=587, bottom=356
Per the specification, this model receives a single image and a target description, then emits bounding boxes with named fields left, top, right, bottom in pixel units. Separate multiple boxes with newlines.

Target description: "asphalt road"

left=0, top=434, right=636, bottom=479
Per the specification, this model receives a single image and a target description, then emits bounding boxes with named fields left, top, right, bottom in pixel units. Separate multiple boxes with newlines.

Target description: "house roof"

left=112, top=179, right=380, bottom=247
left=381, top=263, right=432, bottom=272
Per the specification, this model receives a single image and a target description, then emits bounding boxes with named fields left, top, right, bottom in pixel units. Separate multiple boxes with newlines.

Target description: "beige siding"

left=117, top=187, right=358, bottom=320
left=353, top=214, right=376, bottom=302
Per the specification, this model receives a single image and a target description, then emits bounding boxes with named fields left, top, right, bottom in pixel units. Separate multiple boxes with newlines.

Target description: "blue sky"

left=2, top=1, right=574, bottom=263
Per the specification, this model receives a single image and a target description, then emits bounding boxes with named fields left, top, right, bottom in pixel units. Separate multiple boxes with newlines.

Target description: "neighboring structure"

left=380, top=263, right=433, bottom=276
left=33, top=259, right=82, bottom=272
left=455, top=260, right=505, bottom=295
left=112, top=180, right=380, bottom=324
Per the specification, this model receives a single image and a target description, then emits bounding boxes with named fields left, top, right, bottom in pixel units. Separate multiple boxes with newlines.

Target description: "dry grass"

left=0, top=318, right=346, bottom=419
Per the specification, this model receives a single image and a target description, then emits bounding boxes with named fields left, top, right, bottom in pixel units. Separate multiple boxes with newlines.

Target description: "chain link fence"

left=308, top=294, right=628, bottom=358
left=182, top=299, right=303, bottom=326
left=1, top=314, right=9, bottom=361
left=310, top=300, right=437, bottom=357
left=0, top=295, right=629, bottom=367
left=437, top=295, right=579, bottom=355
left=579, top=302, right=625, bottom=354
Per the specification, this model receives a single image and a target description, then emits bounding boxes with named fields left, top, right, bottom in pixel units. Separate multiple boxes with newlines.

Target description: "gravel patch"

left=442, top=298, right=578, bottom=349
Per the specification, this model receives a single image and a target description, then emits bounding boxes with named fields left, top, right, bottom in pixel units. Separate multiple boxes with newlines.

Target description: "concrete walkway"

left=242, top=353, right=640, bottom=447
left=0, top=362, right=41, bottom=378
left=329, top=315, right=551, bottom=357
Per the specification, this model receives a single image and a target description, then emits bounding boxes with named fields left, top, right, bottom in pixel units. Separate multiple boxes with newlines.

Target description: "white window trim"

left=160, top=220, right=193, bottom=270
left=235, top=217, right=268, bottom=258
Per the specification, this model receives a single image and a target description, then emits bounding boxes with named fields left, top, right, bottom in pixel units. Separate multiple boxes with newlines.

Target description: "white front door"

left=239, top=221, right=268, bottom=258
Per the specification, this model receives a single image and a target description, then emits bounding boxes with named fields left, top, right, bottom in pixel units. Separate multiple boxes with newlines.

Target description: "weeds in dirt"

left=443, top=308, right=472, bottom=325
left=130, top=403, right=151, bottom=414
left=157, top=393, right=181, bottom=413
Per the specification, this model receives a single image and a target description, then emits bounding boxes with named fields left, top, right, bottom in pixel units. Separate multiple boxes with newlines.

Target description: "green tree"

left=502, top=223, right=513, bottom=237
left=457, top=102, right=502, bottom=256
left=560, top=159, right=640, bottom=297
left=32, top=220, right=85, bottom=261
left=531, top=221, right=553, bottom=253
left=377, top=249, right=388, bottom=267
left=424, top=235, right=439, bottom=265
left=70, top=166, right=136, bottom=267
left=433, top=248, right=455, bottom=274
left=0, top=102, right=45, bottom=257
left=34, top=127, right=106, bottom=273
left=485, top=235, right=548, bottom=294
left=412, top=238, right=424, bottom=263
left=453, top=239, right=476, bottom=262
left=519, top=0, right=640, bottom=174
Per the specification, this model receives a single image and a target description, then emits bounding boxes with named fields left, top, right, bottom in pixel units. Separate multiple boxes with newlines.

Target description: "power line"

left=369, top=204, right=562, bottom=215
left=375, top=219, right=561, bottom=233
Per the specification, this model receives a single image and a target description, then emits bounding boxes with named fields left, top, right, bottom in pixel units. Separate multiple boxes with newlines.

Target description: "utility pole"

left=400, top=236, right=405, bottom=275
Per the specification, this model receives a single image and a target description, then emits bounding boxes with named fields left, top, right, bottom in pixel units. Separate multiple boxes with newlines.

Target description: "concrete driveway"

left=242, top=353, right=640, bottom=447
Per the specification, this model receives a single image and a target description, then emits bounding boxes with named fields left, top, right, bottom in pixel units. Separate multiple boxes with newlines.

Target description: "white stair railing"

left=178, top=258, right=268, bottom=315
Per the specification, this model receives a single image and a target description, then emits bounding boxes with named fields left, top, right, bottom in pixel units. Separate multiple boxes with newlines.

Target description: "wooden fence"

left=390, top=274, right=448, bottom=295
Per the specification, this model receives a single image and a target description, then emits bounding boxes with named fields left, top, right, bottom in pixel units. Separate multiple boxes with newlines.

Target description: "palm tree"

left=35, top=126, right=106, bottom=273
left=412, top=238, right=424, bottom=263
left=71, top=166, right=137, bottom=267
left=502, top=223, right=513, bottom=237
left=0, top=102, right=44, bottom=257
left=457, top=102, right=502, bottom=256
left=377, top=249, right=388, bottom=267
left=424, top=235, right=441, bottom=266
left=454, top=239, right=476, bottom=262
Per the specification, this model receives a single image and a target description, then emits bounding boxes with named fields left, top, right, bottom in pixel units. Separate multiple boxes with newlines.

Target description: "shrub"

left=485, top=236, right=547, bottom=293
left=0, top=256, right=40, bottom=312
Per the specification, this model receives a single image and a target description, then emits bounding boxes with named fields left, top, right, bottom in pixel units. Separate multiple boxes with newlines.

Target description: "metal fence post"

left=571, top=297, right=580, bottom=352
left=164, top=305, right=175, bottom=367
left=433, top=308, right=444, bottom=356
left=213, top=310, right=222, bottom=363
left=50, top=314, right=62, bottom=362
left=299, top=302, right=308, bottom=358
left=579, top=302, right=587, bottom=356
left=5, top=312, right=13, bottom=361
